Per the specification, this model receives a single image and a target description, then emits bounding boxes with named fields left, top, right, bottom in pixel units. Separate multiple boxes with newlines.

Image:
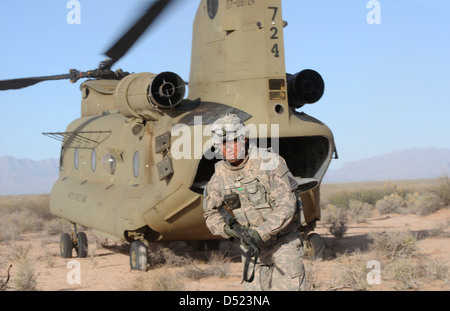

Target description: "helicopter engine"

left=287, top=69, right=325, bottom=108
left=115, top=71, right=186, bottom=120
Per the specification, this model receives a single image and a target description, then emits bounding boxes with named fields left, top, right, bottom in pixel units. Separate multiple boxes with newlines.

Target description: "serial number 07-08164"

left=226, top=0, right=256, bottom=9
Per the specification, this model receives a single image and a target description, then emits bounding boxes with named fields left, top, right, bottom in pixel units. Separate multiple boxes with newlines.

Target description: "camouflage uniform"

left=203, top=114, right=306, bottom=291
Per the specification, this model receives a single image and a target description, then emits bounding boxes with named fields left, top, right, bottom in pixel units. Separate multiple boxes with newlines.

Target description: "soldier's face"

left=222, top=138, right=246, bottom=164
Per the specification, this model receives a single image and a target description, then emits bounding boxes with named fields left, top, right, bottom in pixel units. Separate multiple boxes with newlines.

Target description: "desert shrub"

left=0, top=221, right=22, bottom=243
left=0, top=195, right=54, bottom=235
left=327, top=189, right=391, bottom=209
left=148, top=246, right=190, bottom=267
left=375, top=193, right=404, bottom=215
left=434, top=175, right=450, bottom=206
left=330, top=252, right=370, bottom=291
left=348, top=200, right=374, bottom=223
left=322, top=204, right=349, bottom=238
left=150, top=273, right=186, bottom=291
left=14, top=258, right=37, bottom=291
left=206, top=251, right=230, bottom=278
left=426, top=259, right=449, bottom=282
left=45, top=218, right=71, bottom=235
left=6, top=243, right=31, bottom=261
left=369, top=230, right=417, bottom=259
left=405, top=192, right=442, bottom=216
left=0, top=264, right=12, bottom=291
left=127, top=272, right=186, bottom=291
left=387, top=258, right=427, bottom=290
left=426, top=222, right=450, bottom=238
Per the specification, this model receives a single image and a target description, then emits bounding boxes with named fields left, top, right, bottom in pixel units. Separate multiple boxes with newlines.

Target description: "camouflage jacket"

left=203, top=147, right=299, bottom=242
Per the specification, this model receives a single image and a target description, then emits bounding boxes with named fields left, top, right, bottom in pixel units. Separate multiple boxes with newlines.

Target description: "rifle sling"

left=242, top=250, right=259, bottom=283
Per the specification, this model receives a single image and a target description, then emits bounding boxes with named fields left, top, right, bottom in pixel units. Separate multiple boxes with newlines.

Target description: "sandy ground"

left=1, top=208, right=449, bottom=292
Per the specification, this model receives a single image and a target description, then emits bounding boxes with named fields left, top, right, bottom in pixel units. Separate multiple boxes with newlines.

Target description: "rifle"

left=218, top=193, right=260, bottom=283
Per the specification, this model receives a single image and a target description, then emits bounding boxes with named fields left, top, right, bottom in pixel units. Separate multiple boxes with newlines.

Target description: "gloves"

left=242, top=227, right=262, bottom=248
left=224, top=225, right=262, bottom=248
left=224, top=224, right=239, bottom=239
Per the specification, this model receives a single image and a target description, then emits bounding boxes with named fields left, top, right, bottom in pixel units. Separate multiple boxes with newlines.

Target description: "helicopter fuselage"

left=49, top=0, right=337, bottom=245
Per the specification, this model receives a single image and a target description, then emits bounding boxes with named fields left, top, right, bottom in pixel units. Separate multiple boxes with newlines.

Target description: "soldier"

left=203, top=114, right=306, bottom=291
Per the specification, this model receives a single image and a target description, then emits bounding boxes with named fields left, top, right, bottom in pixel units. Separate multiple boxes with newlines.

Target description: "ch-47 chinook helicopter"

left=0, top=0, right=337, bottom=270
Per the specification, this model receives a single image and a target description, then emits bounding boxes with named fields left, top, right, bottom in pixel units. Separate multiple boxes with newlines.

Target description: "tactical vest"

left=214, top=148, right=296, bottom=229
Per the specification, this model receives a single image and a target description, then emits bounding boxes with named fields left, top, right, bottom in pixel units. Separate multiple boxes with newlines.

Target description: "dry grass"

left=14, top=258, right=37, bottom=291
left=126, top=247, right=232, bottom=290
left=318, top=178, right=450, bottom=290
left=128, top=272, right=187, bottom=291
left=0, top=178, right=449, bottom=291
left=320, top=177, right=449, bottom=239
left=434, top=175, right=450, bottom=205
left=0, top=194, right=59, bottom=243
left=368, top=230, right=418, bottom=260
left=329, top=252, right=372, bottom=291
left=324, top=228, right=449, bottom=291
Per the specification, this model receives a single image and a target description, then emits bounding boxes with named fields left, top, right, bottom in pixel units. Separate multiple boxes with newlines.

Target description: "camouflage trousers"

left=243, top=232, right=306, bottom=291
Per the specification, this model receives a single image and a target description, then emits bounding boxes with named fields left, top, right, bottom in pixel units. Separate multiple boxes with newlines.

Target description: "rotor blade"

left=0, top=74, right=72, bottom=91
left=104, top=0, right=173, bottom=68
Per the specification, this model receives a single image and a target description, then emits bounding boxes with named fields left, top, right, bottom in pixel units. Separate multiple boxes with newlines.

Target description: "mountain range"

left=0, top=148, right=449, bottom=195
left=0, top=157, right=59, bottom=196
left=323, top=148, right=450, bottom=183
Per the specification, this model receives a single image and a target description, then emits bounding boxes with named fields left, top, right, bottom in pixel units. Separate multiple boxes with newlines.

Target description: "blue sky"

left=0, top=0, right=449, bottom=170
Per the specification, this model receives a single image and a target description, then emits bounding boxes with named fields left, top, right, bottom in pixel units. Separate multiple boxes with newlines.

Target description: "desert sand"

left=1, top=206, right=448, bottom=292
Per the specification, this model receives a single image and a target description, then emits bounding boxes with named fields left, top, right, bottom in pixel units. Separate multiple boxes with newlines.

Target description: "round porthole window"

left=74, top=148, right=79, bottom=170
left=102, top=153, right=116, bottom=175
left=59, top=147, right=65, bottom=171
left=133, top=151, right=140, bottom=178
left=91, top=149, right=97, bottom=172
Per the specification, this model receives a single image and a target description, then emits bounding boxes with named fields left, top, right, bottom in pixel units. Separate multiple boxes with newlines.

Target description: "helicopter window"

left=74, top=148, right=79, bottom=170
left=59, top=147, right=65, bottom=171
left=102, top=153, right=116, bottom=175
left=91, top=149, right=97, bottom=172
left=133, top=151, right=139, bottom=178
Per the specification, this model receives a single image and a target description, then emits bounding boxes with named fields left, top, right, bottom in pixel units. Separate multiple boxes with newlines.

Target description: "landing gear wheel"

left=60, top=233, right=74, bottom=258
left=206, top=240, right=220, bottom=251
left=130, top=241, right=148, bottom=271
left=192, top=240, right=220, bottom=251
left=75, top=232, right=88, bottom=258
left=306, top=233, right=326, bottom=260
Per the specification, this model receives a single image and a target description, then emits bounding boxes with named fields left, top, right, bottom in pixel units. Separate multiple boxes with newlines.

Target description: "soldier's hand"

left=242, top=227, right=262, bottom=248
left=224, top=224, right=239, bottom=240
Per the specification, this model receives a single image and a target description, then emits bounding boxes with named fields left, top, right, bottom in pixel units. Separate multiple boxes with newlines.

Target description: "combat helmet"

left=211, top=114, right=249, bottom=147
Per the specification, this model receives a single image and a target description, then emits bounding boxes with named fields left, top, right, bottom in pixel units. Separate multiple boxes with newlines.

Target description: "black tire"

left=130, top=241, right=148, bottom=271
left=206, top=240, right=220, bottom=251
left=75, top=232, right=88, bottom=258
left=60, top=233, right=73, bottom=258
left=192, top=240, right=206, bottom=251
left=307, top=233, right=326, bottom=260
